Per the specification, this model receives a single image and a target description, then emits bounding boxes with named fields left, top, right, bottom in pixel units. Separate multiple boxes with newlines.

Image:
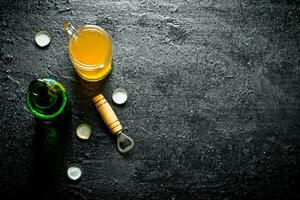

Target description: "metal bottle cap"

left=35, top=31, right=51, bottom=47
left=76, top=123, right=91, bottom=140
left=67, top=165, right=82, bottom=181
left=112, top=88, right=128, bottom=105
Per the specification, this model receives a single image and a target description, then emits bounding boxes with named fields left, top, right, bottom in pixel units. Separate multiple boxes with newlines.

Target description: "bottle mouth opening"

left=29, top=80, right=58, bottom=109
left=26, top=79, right=68, bottom=120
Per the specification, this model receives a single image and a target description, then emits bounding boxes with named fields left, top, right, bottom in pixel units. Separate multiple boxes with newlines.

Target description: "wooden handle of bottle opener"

left=93, top=94, right=122, bottom=135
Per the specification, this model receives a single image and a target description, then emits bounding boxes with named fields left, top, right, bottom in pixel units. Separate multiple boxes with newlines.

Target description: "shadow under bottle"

left=26, top=79, right=72, bottom=198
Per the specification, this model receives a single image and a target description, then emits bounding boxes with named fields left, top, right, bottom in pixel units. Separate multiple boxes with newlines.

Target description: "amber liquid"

left=69, top=25, right=112, bottom=81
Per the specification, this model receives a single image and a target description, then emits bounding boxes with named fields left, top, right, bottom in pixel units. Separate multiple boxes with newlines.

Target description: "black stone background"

left=0, top=0, right=300, bottom=199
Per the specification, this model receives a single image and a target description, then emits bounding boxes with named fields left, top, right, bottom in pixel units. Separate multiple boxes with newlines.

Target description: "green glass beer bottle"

left=26, top=78, right=68, bottom=122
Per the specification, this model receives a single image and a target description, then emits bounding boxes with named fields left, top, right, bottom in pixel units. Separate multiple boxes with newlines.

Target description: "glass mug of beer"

left=64, top=22, right=112, bottom=81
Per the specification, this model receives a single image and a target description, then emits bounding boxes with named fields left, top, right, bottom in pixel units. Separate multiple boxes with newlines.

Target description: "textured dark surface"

left=1, top=0, right=300, bottom=199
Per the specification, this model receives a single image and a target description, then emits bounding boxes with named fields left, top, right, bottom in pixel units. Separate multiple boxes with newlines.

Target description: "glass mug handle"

left=64, top=22, right=77, bottom=37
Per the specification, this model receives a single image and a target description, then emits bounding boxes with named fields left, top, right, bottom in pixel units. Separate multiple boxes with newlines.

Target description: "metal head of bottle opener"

left=116, top=132, right=135, bottom=154
left=92, top=94, right=134, bottom=153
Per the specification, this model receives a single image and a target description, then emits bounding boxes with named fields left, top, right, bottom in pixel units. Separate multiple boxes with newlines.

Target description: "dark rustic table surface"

left=1, top=0, right=300, bottom=199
